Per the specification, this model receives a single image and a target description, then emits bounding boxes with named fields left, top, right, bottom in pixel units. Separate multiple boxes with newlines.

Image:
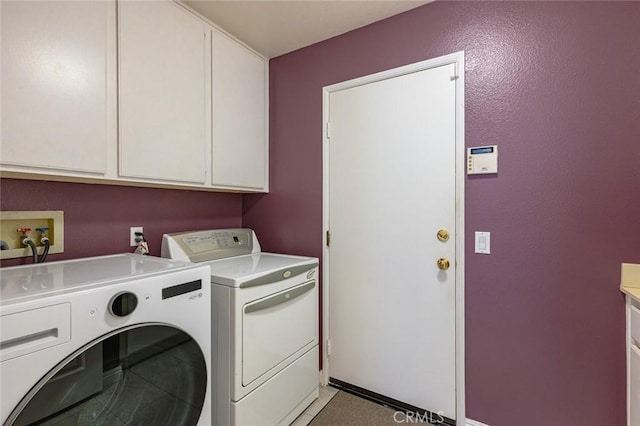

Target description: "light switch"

left=475, top=231, right=490, bottom=254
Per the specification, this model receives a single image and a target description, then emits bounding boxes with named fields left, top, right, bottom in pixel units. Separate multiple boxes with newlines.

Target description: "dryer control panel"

left=162, top=229, right=261, bottom=263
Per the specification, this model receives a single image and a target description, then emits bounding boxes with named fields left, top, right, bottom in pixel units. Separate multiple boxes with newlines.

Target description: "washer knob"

left=109, top=292, right=138, bottom=317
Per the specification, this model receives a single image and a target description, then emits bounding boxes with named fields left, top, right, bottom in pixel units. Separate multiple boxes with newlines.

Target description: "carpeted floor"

left=309, top=391, right=437, bottom=425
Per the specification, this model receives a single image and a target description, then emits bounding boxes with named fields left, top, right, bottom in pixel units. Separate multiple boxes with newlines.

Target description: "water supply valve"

left=36, top=227, right=50, bottom=244
left=17, top=227, right=39, bottom=264
left=17, top=228, right=33, bottom=246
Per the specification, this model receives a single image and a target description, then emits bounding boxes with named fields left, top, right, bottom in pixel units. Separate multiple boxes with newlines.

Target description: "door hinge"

left=326, top=122, right=331, bottom=139
left=326, top=339, right=331, bottom=356
left=326, top=230, right=330, bottom=247
left=450, top=63, right=460, bottom=81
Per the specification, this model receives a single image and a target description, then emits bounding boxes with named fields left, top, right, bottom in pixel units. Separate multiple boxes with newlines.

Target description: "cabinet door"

left=1, top=1, right=111, bottom=174
left=212, top=30, right=267, bottom=190
left=632, top=345, right=640, bottom=426
left=118, top=1, right=207, bottom=184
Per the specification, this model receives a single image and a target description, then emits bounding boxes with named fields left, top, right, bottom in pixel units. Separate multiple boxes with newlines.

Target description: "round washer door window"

left=9, top=325, right=207, bottom=426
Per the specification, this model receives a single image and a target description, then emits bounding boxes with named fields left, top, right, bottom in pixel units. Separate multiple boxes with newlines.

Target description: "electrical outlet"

left=130, top=227, right=143, bottom=247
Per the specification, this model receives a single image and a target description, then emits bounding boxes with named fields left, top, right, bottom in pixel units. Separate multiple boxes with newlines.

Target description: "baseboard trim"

left=466, top=419, right=490, bottom=426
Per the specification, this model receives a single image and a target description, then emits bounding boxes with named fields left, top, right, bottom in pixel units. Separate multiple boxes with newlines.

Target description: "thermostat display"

left=467, top=145, right=498, bottom=175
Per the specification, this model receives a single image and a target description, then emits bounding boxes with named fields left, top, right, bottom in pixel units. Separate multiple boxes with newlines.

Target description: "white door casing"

left=322, top=51, right=465, bottom=422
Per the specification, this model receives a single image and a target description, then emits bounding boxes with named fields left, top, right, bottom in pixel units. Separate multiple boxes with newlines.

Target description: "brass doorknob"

left=437, top=258, right=450, bottom=270
left=437, top=229, right=450, bottom=242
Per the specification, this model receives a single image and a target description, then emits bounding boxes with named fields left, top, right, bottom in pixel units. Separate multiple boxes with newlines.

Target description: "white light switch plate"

left=475, top=231, right=490, bottom=254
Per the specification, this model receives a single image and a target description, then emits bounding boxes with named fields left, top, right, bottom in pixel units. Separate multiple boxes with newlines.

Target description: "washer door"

left=7, top=324, right=207, bottom=426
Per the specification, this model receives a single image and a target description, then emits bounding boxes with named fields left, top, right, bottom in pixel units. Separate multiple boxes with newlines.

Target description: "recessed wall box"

left=0, top=211, right=64, bottom=260
left=467, top=145, right=498, bottom=175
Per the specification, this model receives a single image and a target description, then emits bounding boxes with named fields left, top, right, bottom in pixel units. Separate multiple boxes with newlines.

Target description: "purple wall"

left=243, top=2, right=640, bottom=425
left=0, top=179, right=242, bottom=267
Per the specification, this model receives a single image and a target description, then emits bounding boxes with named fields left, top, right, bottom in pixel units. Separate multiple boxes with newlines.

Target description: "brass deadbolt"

left=437, top=229, right=450, bottom=242
left=437, top=258, right=450, bottom=270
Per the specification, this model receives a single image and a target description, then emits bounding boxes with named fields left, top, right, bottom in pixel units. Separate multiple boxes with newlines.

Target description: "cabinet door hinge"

left=326, top=122, right=331, bottom=139
left=326, top=230, right=330, bottom=247
left=326, top=339, right=331, bottom=356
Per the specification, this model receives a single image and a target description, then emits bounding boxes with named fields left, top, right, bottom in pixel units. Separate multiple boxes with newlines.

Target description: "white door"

left=327, top=62, right=459, bottom=419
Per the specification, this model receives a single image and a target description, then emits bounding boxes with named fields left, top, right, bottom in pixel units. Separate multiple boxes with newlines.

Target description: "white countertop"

left=621, top=263, right=640, bottom=303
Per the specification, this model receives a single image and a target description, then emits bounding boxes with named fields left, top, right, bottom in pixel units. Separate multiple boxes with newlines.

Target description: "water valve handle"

left=17, top=227, right=32, bottom=234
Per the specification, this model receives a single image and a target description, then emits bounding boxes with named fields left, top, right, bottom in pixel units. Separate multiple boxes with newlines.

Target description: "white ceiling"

left=182, top=0, right=432, bottom=58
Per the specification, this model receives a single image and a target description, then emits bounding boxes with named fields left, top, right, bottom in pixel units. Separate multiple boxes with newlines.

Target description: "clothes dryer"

left=162, top=229, right=319, bottom=426
left=0, top=254, right=211, bottom=425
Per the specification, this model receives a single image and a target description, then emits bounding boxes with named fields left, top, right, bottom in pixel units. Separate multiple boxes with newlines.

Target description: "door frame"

left=321, top=51, right=465, bottom=422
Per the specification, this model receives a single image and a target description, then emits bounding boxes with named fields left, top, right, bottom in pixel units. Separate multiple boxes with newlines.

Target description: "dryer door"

left=242, top=280, right=318, bottom=386
left=6, top=324, right=207, bottom=426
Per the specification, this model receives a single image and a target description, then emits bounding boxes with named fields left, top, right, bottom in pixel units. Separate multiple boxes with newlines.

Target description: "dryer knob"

left=109, top=292, right=138, bottom=317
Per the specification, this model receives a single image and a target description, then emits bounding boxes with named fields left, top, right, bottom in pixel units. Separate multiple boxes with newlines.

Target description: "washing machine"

left=162, top=229, right=319, bottom=426
left=0, top=253, right=212, bottom=425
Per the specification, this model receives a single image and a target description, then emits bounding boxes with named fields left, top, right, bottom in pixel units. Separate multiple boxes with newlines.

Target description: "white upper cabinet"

left=0, top=1, right=268, bottom=192
left=118, top=1, right=208, bottom=184
left=0, top=1, right=113, bottom=174
left=212, top=30, right=268, bottom=190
